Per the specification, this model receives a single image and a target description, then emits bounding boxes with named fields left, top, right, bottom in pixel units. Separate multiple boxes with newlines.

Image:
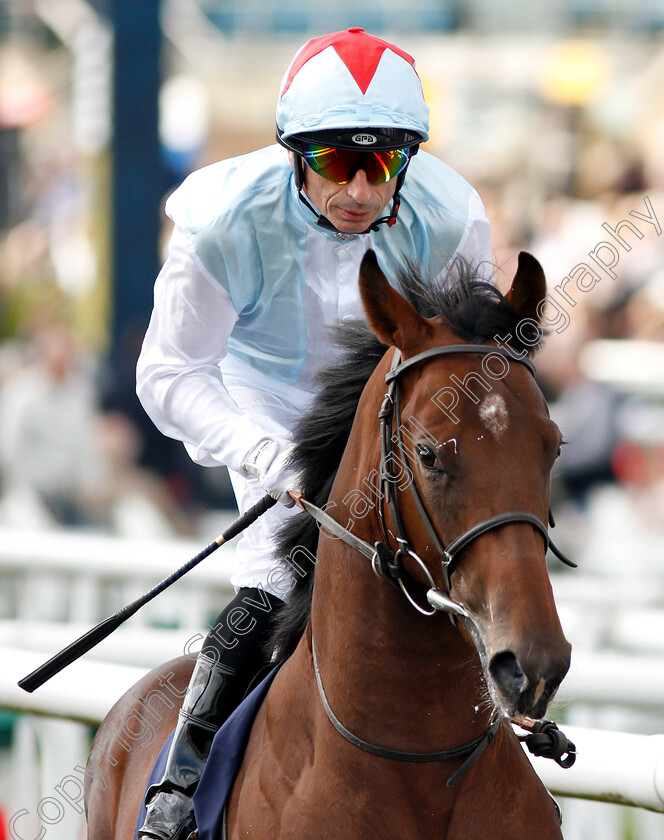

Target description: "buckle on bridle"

left=377, top=391, right=394, bottom=420
left=442, top=549, right=454, bottom=568
left=371, top=541, right=401, bottom=582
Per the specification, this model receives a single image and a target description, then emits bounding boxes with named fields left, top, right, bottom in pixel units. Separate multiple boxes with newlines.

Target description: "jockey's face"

left=301, top=161, right=397, bottom=233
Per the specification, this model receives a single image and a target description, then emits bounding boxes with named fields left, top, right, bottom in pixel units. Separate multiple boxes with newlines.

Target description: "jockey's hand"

left=242, top=437, right=302, bottom=507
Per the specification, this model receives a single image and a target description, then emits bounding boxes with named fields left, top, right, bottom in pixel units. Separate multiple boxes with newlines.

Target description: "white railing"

left=3, top=530, right=664, bottom=837
left=3, top=625, right=664, bottom=713
left=555, top=650, right=664, bottom=711
left=1, top=644, right=664, bottom=815
left=529, top=727, right=664, bottom=813
left=0, top=620, right=202, bottom=670
left=0, top=524, right=238, bottom=629
left=2, top=646, right=154, bottom=724
left=0, top=525, right=238, bottom=840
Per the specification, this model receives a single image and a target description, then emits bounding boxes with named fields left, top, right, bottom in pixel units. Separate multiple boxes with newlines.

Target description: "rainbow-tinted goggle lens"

left=301, top=144, right=411, bottom=185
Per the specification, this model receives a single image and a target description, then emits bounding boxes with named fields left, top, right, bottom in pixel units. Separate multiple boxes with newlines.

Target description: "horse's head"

left=357, top=250, right=571, bottom=719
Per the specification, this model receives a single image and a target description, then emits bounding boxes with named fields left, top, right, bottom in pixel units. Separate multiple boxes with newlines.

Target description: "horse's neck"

left=310, top=540, right=492, bottom=751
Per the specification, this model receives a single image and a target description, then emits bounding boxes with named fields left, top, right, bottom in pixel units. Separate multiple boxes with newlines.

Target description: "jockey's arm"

left=136, top=226, right=291, bottom=475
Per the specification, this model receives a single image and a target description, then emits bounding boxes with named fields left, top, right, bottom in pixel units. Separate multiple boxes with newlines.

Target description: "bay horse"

left=85, top=250, right=572, bottom=839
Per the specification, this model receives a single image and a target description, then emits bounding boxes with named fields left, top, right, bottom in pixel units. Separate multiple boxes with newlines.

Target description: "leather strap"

left=385, top=344, right=536, bottom=384
left=294, top=495, right=378, bottom=562
left=442, top=511, right=550, bottom=565
left=311, top=635, right=500, bottom=784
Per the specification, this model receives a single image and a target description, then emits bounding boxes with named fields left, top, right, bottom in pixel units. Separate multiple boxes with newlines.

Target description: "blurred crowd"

left=0, top=23, right=663, bottom=565
left=528, top=190, right=664, bottom=574
left=0, top=150, right=235, bottom=536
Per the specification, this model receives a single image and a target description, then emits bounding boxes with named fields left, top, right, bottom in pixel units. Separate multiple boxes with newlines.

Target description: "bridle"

left=375, top=344, right=575, bottom=615
left=295, top=340, right=576, bottom=780
left=295, top=342, right=574, bottom=620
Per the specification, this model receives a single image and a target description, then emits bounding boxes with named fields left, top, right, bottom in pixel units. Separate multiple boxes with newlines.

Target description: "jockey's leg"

left=138, top=586, right=284, bottom=840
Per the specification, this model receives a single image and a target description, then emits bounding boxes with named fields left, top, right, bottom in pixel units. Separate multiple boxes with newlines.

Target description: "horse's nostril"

left=489, top=651, right=526, bottom=698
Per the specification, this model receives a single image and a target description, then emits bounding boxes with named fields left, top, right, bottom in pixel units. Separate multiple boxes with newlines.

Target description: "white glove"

left=242, top=437, right=302, bottom=507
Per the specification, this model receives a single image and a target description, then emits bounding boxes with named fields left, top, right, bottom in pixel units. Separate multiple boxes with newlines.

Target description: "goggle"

left=301, top=144, right=411, bottom=185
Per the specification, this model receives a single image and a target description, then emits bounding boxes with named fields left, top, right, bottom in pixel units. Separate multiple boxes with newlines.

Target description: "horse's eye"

left=416, top=443, right=439, bottom=470
left=556, top=439, right=567, bottom=459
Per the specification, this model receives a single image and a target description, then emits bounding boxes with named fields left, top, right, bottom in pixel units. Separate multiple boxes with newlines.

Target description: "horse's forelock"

left=397, top=259, right=544, bottom=356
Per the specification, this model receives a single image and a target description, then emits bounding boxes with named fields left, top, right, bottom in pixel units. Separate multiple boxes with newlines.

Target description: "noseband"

left=375, top=343, right=575, bottom=616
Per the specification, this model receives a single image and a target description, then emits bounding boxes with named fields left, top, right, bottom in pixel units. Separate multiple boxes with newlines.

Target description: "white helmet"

left=277, top=28, right=429, bottom=151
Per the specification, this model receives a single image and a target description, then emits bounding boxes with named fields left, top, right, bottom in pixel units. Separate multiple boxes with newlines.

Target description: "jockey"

left=136, top=27, right=492, bottom=840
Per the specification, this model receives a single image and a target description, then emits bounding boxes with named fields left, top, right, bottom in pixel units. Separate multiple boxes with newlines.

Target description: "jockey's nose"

left=346, top=169, right=372, bottom=204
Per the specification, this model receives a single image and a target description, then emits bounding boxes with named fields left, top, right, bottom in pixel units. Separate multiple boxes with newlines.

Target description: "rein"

left=311, top=635, right=501, bottom=787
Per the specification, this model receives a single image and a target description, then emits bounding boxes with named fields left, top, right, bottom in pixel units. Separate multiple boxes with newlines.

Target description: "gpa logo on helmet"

left=351, top=133, right=377, bottom=145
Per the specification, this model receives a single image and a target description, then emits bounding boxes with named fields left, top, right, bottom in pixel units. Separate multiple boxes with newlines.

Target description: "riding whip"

left=18, top=494, right=277, bottom=693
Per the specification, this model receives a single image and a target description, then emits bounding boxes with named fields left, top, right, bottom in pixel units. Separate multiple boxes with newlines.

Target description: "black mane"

left=270, top=321, right=387, bottom=657
left=271, top=260, right=540, bottom=657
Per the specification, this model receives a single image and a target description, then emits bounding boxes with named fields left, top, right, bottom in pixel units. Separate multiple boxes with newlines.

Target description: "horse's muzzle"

left=489, top=645, right=571, bottom=719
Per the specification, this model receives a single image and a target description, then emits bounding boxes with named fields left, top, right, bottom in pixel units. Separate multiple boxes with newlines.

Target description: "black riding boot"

left=138, top=586, right=284, bottom=840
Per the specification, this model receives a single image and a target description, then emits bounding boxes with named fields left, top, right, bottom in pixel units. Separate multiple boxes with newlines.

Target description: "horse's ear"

left=505, top=252, right=547, bottom=324
left=359, top=250, right=428, bottom=347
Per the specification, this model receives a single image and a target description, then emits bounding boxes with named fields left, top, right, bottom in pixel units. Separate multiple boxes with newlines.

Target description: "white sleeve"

left=450, top=188, right=494, bottom=282
left=136, top=227, right=291, bottom=473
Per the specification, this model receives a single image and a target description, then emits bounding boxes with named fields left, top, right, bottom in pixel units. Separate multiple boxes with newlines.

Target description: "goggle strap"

left=371, top=163, right=408, bottom=230
left=388, top=196, right=401, bottom=227
left=369, top=194, right=401, bottom=232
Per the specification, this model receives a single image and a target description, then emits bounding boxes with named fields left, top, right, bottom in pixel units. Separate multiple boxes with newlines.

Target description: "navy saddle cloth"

left=135, top=662, right=283, bottom=840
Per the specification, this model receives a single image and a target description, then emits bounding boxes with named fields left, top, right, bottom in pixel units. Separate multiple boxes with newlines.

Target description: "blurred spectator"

left=0, top=322, right=100, bottom=527
left=92, top=410, right=193, bottom=537
left=611, top=402, right=664, bottom=532
left=0, top=319, right=204, bottom=535
left=546, top=351, right=623, bottom=506
left=619, top=268, right=664, bottom=342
